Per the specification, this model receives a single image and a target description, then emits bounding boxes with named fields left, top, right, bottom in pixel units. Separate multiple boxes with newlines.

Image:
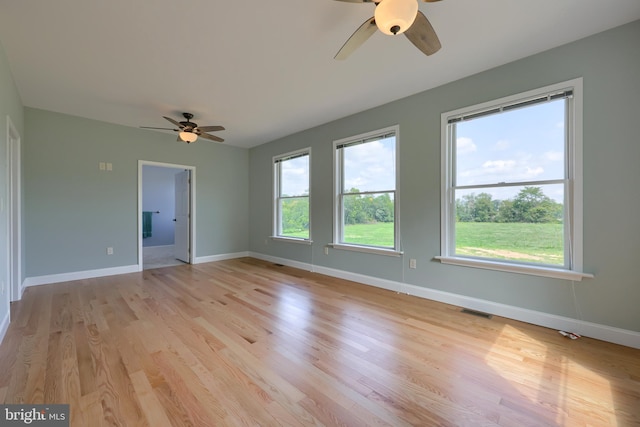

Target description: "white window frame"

left=437, top=78, right=593, bottom=280
left=332, top=125, right=401, bottom=256
left=272, top=148, right=312, bottom=244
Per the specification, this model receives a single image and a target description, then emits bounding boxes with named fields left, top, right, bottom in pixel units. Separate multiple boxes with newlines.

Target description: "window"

left=273, top=149, right=310, bottom=241
left=334, top=126, right=399, bottom=254
left=439, top=79, right=590, bottom=280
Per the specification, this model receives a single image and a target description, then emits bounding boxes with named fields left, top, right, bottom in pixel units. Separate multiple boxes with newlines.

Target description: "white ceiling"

left=1, top=0, right=639, bottom=148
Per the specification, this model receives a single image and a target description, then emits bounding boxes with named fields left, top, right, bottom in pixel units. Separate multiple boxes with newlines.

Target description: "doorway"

left=138, top=161, right=196, bottom=271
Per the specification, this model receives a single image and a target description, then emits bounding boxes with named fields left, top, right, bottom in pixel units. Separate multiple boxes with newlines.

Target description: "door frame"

left=7, top=116, right=22, bottom=302
left=137, top=160, right=196, bottom=271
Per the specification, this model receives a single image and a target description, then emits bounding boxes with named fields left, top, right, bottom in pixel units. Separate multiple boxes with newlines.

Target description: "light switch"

left=106, top=163, right=113, bottom=171
left=99, top=162, right=106, bottom=171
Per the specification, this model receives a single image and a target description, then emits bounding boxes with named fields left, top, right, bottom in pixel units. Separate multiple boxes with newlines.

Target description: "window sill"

left=330, top=243, right=403, bottom=257
left=270, top=236, right=313, bottom=245
left=434, top=256, right=594, bottom=281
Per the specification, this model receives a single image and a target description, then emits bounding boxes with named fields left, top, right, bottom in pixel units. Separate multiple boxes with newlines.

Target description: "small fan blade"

left=199, top=132, right=225, bottom=143
left=335, top=17, right=377, bottom=60
left=140, top=126, right=178, bottom=131
left=421, top=0, right=443, bottom=2
left=197, top=125, right=225, bottom=132
left=163, top=116, right=183, bottom=128
left=404, top=11, right=441, bottom=56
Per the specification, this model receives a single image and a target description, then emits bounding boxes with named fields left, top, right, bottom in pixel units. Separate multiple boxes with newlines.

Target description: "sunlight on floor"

left=484, top=324, right=616, bottom=426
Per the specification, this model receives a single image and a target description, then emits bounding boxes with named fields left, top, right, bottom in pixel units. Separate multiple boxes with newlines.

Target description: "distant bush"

left=456, top=187, right=562, bottom=224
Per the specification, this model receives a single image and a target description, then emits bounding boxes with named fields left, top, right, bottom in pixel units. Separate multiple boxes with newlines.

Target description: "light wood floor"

left=0, top=258, right=638, bottom=426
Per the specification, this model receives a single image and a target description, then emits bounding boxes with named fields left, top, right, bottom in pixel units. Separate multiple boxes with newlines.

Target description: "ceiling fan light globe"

left=374, top=0, right=419, bottom=35
left=179, top=131, right=198, bottom=143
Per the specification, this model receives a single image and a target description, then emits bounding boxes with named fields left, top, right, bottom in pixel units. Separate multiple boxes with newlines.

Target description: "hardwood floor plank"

left=1, top=258, right=639, bottom=426
left=150, top=350, right=226, bottom=425
left=129, top=370, right=174, bottom=427
left=78, top=390, right=105, bottom=427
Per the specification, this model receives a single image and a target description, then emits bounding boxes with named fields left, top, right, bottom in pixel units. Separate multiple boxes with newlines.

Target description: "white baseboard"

left=23, top=265, right=140, bottom=288
left=194, top=251, right=250, bottom=264
left=249, top=252, right=640, bottom=349
left=247, top=252, right=313, bottom=272
left=22, top=251, right=250, bottom=290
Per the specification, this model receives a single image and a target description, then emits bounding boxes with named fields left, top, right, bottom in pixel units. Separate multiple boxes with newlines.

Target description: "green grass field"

left=455, top=222, right=563, bottom=265
left=288, top=222, right=564, bottom=265
left=286, top=221, right=563, bottom=265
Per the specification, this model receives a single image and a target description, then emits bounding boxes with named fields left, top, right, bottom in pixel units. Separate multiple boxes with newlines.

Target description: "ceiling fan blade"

left=163, top=116, right=183, bottom=128
left=199, top=132, right=225, bottom=143
left=140, top=126, right=177, bottom=131
left=197, top=125, right=225, bottom=132
left=404, top=11, right=441, bottom=56
left=335, top=17, right=377, bottom=60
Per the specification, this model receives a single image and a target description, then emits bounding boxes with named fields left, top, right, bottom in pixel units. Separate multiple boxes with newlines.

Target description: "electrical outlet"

left=99, top=162, right=106, bottom=171
left=324, top=247, right=329, bottom=255
left=409, top=258, right=417, bottom=269
left=107, top=247, right=114, bottom=255
left=106, top=163, right=113, bottom=171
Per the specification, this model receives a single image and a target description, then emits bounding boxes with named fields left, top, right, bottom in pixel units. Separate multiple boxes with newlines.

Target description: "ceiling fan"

left=141, top=112, right=225, bottom=143
left=334, top=0, right=442, bottom=60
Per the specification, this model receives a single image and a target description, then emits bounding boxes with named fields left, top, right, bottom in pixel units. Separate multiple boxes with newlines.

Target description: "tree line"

left=281, top=188, right=394, bottom=233
left=281, top=186, right=561, bottom=233
left=343, top=191, right=394, bottom=225
left=456, top=186, right=562, bottom=223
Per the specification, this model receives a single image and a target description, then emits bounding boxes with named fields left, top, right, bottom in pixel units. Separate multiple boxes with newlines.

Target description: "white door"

left=174, top=170, right=191, bottom=263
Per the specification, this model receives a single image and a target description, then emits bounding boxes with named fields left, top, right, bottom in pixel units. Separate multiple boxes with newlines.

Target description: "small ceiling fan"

left=141, top=112, right=225, bottom=143
left=333, top=0, right=442, bottom=60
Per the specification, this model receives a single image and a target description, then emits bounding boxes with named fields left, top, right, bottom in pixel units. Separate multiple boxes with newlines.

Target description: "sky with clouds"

left=343, top=137, right=395, bottom=193
left=455, top=99, right=566, bottom=202
left=280, top=155, right=309, bottom=196
left=280, top=136, right=396, bottom=197
left=280, top=99, right=565, bottom=204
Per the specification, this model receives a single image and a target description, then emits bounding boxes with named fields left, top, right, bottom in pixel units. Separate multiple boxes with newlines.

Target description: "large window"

left=334, top=126, right=399, bottom=254
left=440, top=79, right=588, bottom=279
left=273, top=149, right=310, bottom=241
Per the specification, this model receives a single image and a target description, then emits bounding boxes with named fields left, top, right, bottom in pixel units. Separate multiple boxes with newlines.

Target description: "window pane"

left=454, top=184, right=564, bottom=265
left=455, top=99, right=565, bottom=187
left=280, top=155, right=309, bottom=197
left=279, top=197, right=309, bottom=239
left=343, top=136, right=395, bottom=193
left=342, top=192, right=394, bottom=247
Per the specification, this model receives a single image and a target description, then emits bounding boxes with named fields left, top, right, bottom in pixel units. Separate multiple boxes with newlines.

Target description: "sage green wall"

left=24, top=108, right=249, bottom=277
left=249, top=21, right=640, bottom=333
left=0, top=39, right=23, bottom=325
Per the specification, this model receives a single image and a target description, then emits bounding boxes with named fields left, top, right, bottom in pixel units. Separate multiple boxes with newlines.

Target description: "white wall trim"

left=21, top=251, right=250, bottom=288
left=23, top=265, right=139, bottom=288
left=0, top=312, right=9, bottom=347
left=194, top=251, right=250, bottom=264
left=6, top=115, right=22, bottom=303
left=248, top=252, right=640, bottom=349
left=249, top=252, right=315, bottom=272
